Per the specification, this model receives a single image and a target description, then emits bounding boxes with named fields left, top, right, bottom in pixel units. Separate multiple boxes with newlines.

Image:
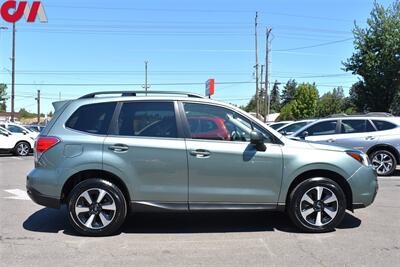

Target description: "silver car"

left=292, top=116, right=400, bottom=176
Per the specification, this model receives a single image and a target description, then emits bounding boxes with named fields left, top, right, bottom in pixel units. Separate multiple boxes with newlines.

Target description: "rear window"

left=66, top=102, right=116, bottom=134
left=372, top=120, right=397, bottom=131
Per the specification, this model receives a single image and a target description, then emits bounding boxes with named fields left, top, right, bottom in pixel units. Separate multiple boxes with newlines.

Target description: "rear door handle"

left=365, top=136, right=376, bottom=140
left=190, top=149, right=211, bottom=158
left=108, top=144, right=129, bottom=153
left=327, top=138, right=335, bottom=143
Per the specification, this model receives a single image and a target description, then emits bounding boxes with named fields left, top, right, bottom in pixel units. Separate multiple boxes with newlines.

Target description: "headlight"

left=346, top=151, right=370, bottom=166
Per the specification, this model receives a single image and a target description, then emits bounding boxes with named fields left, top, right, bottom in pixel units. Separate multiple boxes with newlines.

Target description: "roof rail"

left=325, top=112, right=394, bottom=118
left=79, top=91, right=205, bottom=99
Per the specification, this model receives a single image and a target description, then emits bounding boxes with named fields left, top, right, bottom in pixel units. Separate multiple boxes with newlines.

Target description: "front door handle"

left=327, top=138, right=335, bottom=143
left=365, top=136, right=376, bottom=140
left=108, top=144, right=129, bottom=153
left=190, top=149, right=211, bottom=158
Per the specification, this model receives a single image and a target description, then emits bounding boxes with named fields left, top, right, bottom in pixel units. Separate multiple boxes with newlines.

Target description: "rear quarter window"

left=66, top=102, right=116, bottom=135
left=372, top=120, right=397, bottom=131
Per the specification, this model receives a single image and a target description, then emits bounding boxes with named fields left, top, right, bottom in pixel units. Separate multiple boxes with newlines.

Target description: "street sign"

left=205, top=79, right=215, bottom=97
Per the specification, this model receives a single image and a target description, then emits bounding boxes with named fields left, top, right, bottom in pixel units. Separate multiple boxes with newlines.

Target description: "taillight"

left=35, top=136, right=60, bottom=153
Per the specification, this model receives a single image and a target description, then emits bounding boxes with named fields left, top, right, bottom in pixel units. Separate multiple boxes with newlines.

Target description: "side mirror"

left=300, top=131, right=309, bottom=139
left=250, top=131, right=266, bottom=152
left=23, top=130, right=28, bottom=135
left=280, top=130, right=288, bottom=136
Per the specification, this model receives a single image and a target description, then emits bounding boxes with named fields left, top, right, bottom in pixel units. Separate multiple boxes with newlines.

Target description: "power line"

left=273, top=38, right=353, bottom=52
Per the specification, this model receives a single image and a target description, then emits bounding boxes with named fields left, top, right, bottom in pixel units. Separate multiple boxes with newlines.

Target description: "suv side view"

left=292, top=117, right=400, bottom=176
left=27, top=91, right=378, bottom=236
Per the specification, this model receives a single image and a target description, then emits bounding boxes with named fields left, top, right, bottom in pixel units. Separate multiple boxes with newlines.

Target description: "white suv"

left=0, top=126, right=34, bottom=156
left=0, top=122, right=39, bottom=139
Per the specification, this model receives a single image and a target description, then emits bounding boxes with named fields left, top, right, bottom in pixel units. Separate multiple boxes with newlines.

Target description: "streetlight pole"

left=11, top=22, right=15, bottom=122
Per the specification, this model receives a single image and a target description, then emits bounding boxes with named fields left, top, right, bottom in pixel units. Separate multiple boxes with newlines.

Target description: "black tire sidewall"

left=288, top=177, right=346, bottom=233
left=68, top=178, right=127, bottom=236
left=369, top=150, right=397, bottom=176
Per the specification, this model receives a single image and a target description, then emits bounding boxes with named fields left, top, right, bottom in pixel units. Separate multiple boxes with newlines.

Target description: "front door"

left=181, top=102, right=283, bottom=205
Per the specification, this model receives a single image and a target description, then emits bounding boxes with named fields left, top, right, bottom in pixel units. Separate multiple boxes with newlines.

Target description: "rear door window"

left=340, top=120, right=376, bottom=134
left=372, top=120, right=397, bottom=131
left=116, top=102, right=177, bottom=138
left=66, top=102, right=116, bottom=135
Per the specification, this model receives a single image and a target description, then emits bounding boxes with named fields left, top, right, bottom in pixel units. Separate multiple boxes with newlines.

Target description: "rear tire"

left=288, top=177, right=346, bottom=233
left=369, top=150, right=397, bottom=176
left=68, top=179, right=127, bottom=236
left=13, top=141, right=30, bottom=156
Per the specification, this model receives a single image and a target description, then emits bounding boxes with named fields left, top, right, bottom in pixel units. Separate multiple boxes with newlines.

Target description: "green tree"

left=280, top=79, right=297, bottom=106
left=317, top=87, right=346, bottom=117
left=279, top=83, right=319, bottom=120
left=0, top=84, right=7, bottom=112
left=270, top=81, right=281, bottom=113
left=344, top=1, right=400, bottom=112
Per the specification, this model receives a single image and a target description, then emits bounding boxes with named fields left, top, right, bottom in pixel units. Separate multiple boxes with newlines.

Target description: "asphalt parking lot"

left=0, top=156, right=399, bottom=266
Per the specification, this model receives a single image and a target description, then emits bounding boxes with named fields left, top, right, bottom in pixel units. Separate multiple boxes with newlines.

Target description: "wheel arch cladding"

left=61, top=169, right=131, bottom=205
left=286, top=169, right=353, bottom=211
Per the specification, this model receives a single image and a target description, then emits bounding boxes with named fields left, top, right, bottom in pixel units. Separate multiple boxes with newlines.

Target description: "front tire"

left=68, top=179, right=127, bottom=236
left=369, top=150, right=397, bottom=176
left=13, top=141, right=30, bottom=156
left=288, top=177, right=346, bottom=233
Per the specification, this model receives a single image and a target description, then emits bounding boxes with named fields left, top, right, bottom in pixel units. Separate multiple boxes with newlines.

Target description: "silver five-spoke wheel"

left=75, top=188, right=116, bottom=229
left=371, top=152, right=393, bottom=175
left=300, top=186, right=338, bottom=227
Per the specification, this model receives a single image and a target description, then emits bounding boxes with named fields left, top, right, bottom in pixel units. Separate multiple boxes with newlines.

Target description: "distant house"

left=0, top=112, right=20, bottom=122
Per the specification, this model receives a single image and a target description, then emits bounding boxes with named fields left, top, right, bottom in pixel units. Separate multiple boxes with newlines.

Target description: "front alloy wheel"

left=68, top=179, right=127, bottom=236
left=288, top=177, right=346, bottom=233
left=299, top=186, right=338, bottom=227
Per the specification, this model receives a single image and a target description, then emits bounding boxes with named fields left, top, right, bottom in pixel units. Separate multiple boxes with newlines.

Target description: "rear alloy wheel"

left=288, top=177, right=346, bottom=233
left=370, top=150, right=397, bottom=176
left=68, top=179, right=127, bottom=236
left=14, top=142, right=30, bottom=156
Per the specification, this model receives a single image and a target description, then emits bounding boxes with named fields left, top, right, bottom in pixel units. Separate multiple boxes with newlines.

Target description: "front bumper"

left=26, top=186, right=60, bottom=209
left=348, top=165, right=378, bottom=209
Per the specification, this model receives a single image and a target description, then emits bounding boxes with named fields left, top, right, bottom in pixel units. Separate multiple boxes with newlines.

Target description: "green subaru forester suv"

left=27, top=91, right=378, bottom=236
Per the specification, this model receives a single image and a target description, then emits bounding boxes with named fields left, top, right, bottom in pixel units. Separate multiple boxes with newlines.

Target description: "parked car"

left=27, top=91, right=377, bottom=236
left=291, top=116, right=400, bottom=176
left=269, top=121, right=293, bottom=130
left=0, top=126, right=34, bottom=156
left=0, top=122, right=39, bottom=139
left=276, top=120, right=315, bottom=136
left=24, top=125, right=45, bottom=133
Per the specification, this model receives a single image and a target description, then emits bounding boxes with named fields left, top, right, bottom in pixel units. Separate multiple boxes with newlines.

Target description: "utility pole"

left=254, top=12, right=259, bottom=118
left=260, top=64, right=264, bottom=119
left=11, top=23, right=15, bottom=122
left=264, top=27, right=272, bottom=122
left=35, top=90, right=40, bottom=124
left=143, top=61, right=150, bottom=95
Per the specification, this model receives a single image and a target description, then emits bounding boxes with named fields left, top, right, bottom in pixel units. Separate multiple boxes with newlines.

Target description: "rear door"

left=334, top=119, right=378, bottom=152
left=103, top=101, right=188, bottom=204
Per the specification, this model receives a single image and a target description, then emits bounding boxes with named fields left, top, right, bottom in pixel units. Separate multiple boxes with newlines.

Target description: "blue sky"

left=0, top=0, right=395, bottom=113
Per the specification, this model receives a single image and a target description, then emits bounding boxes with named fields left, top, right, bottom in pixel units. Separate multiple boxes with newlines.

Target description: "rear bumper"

left=26, top=186, right=60, bottom=209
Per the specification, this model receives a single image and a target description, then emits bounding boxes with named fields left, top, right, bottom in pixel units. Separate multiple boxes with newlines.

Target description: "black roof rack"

left=79, top=91, right=205, bottom=99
